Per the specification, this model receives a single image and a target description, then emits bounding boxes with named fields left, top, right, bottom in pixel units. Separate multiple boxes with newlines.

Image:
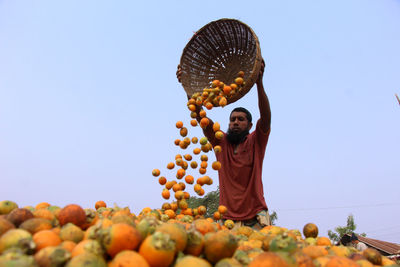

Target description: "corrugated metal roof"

left=356, top=235, right=400, bottom=255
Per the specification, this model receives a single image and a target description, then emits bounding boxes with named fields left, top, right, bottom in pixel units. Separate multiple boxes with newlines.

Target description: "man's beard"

left=226, top=129, right=249, bottom=145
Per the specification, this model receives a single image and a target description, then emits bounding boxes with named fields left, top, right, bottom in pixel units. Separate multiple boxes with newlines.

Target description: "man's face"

left=226, top=111, right=253, bottom=145
left=229, top=111, right=252, bottom=133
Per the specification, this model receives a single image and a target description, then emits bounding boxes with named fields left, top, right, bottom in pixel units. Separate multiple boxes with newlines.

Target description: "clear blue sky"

left=1, top=1, right=399, bottom=243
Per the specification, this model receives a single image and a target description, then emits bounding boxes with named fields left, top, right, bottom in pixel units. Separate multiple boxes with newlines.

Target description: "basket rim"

left=179, top=18, right=262, bottom=105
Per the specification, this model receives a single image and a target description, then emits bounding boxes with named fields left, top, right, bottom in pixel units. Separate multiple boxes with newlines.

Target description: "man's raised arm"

left=256, top=59, right=271, bottom=133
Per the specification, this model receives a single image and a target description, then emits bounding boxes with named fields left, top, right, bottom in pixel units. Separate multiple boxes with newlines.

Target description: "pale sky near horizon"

left=1, top=1, right=399, bottom=243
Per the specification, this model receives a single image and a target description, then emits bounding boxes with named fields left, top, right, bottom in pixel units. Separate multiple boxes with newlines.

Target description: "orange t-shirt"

left=213, top=120, right=270, bottom=220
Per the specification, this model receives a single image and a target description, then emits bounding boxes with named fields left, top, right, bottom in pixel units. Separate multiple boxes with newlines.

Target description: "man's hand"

left=176, top=64, right=182, bottom=83
left=256, top=59, right=265, bottom=87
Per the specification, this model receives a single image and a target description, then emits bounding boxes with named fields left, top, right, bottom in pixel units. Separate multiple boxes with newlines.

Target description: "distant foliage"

left=187, top=188, right=220, bottom=218
left=327, top=214, right=366, bottom=244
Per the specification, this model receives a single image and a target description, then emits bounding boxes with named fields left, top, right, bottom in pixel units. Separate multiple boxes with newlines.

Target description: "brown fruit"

left=34, top=246, right=71, bottom=267
left=57, top=204, right=86, bottom=228
left=303, top=223, right=318, bottom=238
left=0, top=217, right=15, bottom=236
left=65, top=252, right=107, bottom=267
left=362, top=248, right=382, bottom=265
left=19, top=218, right=53, bottom=234
left=6, top=208, right=34, bottom=227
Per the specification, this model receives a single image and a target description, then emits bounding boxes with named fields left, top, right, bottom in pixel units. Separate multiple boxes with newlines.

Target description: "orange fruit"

left=33, top=229, right=62, bottom=251
left=188, top=104, right=197, bottom=111
left=183, top=154, right=192, bottom=161
left=213, top=211, right=221, bottom=220
left=176, top=168, right=186, bottom=179
left=218, top=205, right=227, bottom=215
left=175, top=191, right=184, bottom=200
left=59, top=240, right=76, bottom=253
left=199, top=168, right=207, bottom=175
left=237, top=71, right=245, bottom=77
left=223, top=86, right=232, bottom=95
left=200, top=154, right=208, bottom=161
left=139, top=232, right=176, bottom=267
left=174, top=139, right=180, bottom=146
left=94, top=201, right=106, bottom=210
left=172, top=183, right=181, bottom=192
left=190, top=111, right=197, bottom=118
left=248, top=252, right=289, bottom=267
left=213, top=145, right=222, bottom=153
left=205, top=102, right=213, bottom=110
left=33, top=208, right=55, bottom=221
left=183, top=192, right=190, bottom=199
left=184, top=175, right=194, bottom=184
left=190, top=161, right=198, bottom=169
left=35, top=202, right=51, bottom=210
left=71, top=239, right=103, bottom=257
left=199, top=110, right=206, bottom=118
left=215, top=131, right=224, bottom=139
left=175, top=255, right=211, bottom=267
left=156, top=222, right=187, bottom=252
left=211, top=80, right=220, bottom=88
left=164, top=209, right=176, bottom=219
left=198, top=188, right=205, bottom=196
left=194, top=184, right=202, bottom=193
left=166, top=162, right=175, bottom=169
left=176, top=121, right=183, bottom=128
left=219, top=97, right=227, bottom=107
left=158, top=176, right=167, bottom=185
left=204, top=230, right=238, bottom=263
left=200, top=118, right=210, bottom=129
left=162, top=189, right=170, bottom=200
left=212, top=122, right=220, bottom=132
left=102, top=223, right=142, bottom=258
left=193, top=148, right=201, bottom=155
left=212, top=161, right=221, bottom=170
left=197, top=206, right=206, bottom=216
left=190, top=119, right=198, bottom=127
left=200, top=161, right=208, bottom=168
left=326, top=256, right=359, bottom=267
left=316, top=236, right=331, bottom=246
left=109, top=250, right=150, bottom=267
left=152, top=169, right=161, bottom=177
left=178, top=199, right=188, bottom=210
left=235, top=77, right=244, bottom=85
left=183, top=229, right=205, bottom=257
left=191, top=137, right=198, bottom=144
left=180, top=127, right=188, bottom=137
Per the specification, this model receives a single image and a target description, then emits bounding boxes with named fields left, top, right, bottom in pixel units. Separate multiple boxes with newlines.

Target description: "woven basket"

left=180, top=18, right=262, bottom=104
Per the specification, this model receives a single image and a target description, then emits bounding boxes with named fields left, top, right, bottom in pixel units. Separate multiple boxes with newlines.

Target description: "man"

left=351, top=233, right=368, bottom=251
left=177, top=60, right=271, bottom=229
